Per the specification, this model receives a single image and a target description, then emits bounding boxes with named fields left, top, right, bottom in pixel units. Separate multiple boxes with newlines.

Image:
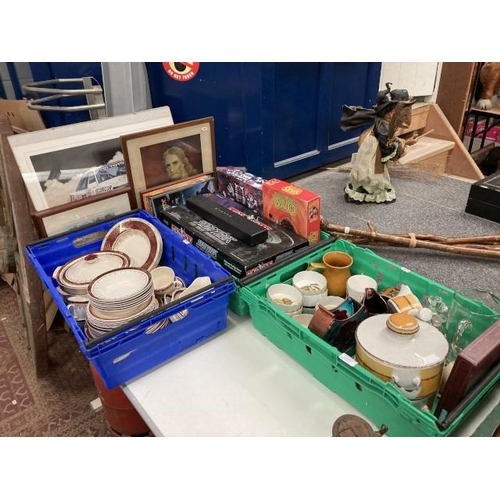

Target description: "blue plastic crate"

left=25, top=210, right=235, bottom=389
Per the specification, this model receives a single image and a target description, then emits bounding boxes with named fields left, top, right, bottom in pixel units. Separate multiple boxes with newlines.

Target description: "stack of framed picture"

left=7, top=107, right=217, bottom=238
left=121, top=116, right=217, bottom=218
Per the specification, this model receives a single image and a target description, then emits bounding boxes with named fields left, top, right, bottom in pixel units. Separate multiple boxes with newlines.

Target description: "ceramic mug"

left=308, top=251, right=353, bottom=297
left=315, top=295, right=345, bottom=311
left=309, top=297, right=368, bottom=352
left=387, top=284, right=433, bottom=322
left=266, top=283, right=303, bottom=316
left=150, top=266, right=175, bottom=297
left=346, top=274, right=378, bottom=303
left=68, top=302, right=87, bottom=321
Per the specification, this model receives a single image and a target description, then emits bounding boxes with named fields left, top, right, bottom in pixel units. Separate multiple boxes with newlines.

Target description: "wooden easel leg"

left=0, top=115, right=48, bottom=377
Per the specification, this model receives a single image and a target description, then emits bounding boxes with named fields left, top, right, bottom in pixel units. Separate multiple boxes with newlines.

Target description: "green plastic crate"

left=240, top=238, right=500, bottom=437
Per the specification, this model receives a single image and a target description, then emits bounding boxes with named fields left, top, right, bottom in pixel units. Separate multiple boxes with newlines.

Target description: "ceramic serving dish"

left=355, top=312, right=449, bottom=405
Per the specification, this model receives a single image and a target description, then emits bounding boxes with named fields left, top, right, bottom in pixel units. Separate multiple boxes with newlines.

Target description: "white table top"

left=123, top=311, right=500, bottom=437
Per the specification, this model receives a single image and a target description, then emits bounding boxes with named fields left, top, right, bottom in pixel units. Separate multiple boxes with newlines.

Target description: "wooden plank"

left=0, top=225, right=15, bottom=273
left=399, top=136, right=455, bottom=165
left=406, top=151, right=450, bottom=175
left=2, top=272, right=18, bottom=291
left=435, top=62, right=478, bottom=135
left=470, top=105, right=500, bottom=117
left=425, top=103, right=484, bottom=180
left=43, top=289, right=59, bottom=331
left=0, top=115, right=48, bottom=376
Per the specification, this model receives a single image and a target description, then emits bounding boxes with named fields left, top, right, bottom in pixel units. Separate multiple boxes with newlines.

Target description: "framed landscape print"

left=121, top=116, right=216, bottom=208
left=7, top=106, right=174, bottom=214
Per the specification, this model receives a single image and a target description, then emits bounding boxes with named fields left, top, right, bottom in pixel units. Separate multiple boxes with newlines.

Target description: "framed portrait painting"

left=121, top=116, right=216, bottom=208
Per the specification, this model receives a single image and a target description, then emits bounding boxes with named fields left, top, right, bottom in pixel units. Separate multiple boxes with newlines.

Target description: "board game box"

left=159, top=203, right=308, bottom=278
left=216, top=167, right=265, bottom=215
left=262, top=178, right=321, bottom=244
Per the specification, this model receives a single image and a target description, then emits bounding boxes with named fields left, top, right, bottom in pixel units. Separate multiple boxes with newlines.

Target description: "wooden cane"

left=321, top=218, right=500, bottom=260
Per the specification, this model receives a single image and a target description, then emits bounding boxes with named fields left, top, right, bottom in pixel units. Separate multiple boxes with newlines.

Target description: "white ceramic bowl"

left=292, top=313, right=314, bottom=328
left=266, top=283, right=303, bottom=315
left=150, top=266, right=175, bottom=295
left=292, top=270, right=328, bottom=308
left=315, top=295, right=346, bottom=311
left=346, top=274, right=378, bottom=303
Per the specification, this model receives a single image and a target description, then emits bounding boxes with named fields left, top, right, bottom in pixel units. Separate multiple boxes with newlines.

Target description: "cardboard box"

left=216, top=167, right=265, bottom=215
left=262, top=178, right=321, bottom=244
left=465, top=171, right=500, bottom=223
left=159, top=204, right=308, bottom=279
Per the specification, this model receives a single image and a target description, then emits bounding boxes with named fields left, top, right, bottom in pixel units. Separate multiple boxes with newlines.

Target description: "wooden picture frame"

left=33, top=188, right=134, bottom=238
left=140, top=174, right=216, bottom=218
left=121, top=116, right=216, bottom=208
left=6, top=106, right=174, bottom=217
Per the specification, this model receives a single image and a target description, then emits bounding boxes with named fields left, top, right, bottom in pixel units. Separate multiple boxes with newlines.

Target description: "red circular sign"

left=162, top=62, right=200, bottom=81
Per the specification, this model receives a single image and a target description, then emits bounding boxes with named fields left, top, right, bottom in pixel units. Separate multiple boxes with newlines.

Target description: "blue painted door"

left=146, top=62, right=381, bottom=179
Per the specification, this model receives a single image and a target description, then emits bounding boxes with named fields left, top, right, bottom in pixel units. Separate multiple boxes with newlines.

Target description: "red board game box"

left=262, top=178, right=321, bottom=244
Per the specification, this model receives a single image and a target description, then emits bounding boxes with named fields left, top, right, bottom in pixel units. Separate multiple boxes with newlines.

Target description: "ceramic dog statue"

left=475, top=62, right=500, bottom=110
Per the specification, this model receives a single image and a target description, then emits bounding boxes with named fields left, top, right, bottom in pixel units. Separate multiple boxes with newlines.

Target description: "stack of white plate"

left=85, top=267, right=165, bottom=339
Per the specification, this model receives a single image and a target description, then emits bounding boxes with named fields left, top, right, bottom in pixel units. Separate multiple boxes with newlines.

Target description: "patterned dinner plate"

left=101, top=217, right=163, bottom=271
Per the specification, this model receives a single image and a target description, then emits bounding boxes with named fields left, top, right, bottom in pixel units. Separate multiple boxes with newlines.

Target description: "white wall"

left=101, top=63, right=151, bottom=117
left=379, top=62, right=441, bottom=100
left=0, top=62, right=33, bottom=99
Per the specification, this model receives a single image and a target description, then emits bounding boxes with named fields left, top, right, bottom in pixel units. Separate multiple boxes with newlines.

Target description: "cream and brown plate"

left=53, top=250, right=131, bottom=295
left=101, top=217, right=163, bottom=271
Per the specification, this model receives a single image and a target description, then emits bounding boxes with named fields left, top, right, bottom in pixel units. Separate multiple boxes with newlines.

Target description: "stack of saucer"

left=85, top=267, right=163, bottom=339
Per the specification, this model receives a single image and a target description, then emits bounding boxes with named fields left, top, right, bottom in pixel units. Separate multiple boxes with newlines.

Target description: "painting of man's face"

left=139, top=135, right=202, bottom=188
left=163, top=151, right=190, bottom=181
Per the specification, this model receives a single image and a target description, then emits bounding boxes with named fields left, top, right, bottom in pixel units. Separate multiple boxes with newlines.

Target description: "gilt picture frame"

left=121, top=116, right=216, bottom=208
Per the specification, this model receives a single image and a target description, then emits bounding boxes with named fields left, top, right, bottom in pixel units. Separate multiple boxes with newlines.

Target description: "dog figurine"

left=475, top=62, right=500, bottom=110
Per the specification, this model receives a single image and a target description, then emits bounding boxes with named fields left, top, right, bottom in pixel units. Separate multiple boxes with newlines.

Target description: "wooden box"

left=396, top=102, right=429, bottom=136
left=435, top=318, right=500, bottom=422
